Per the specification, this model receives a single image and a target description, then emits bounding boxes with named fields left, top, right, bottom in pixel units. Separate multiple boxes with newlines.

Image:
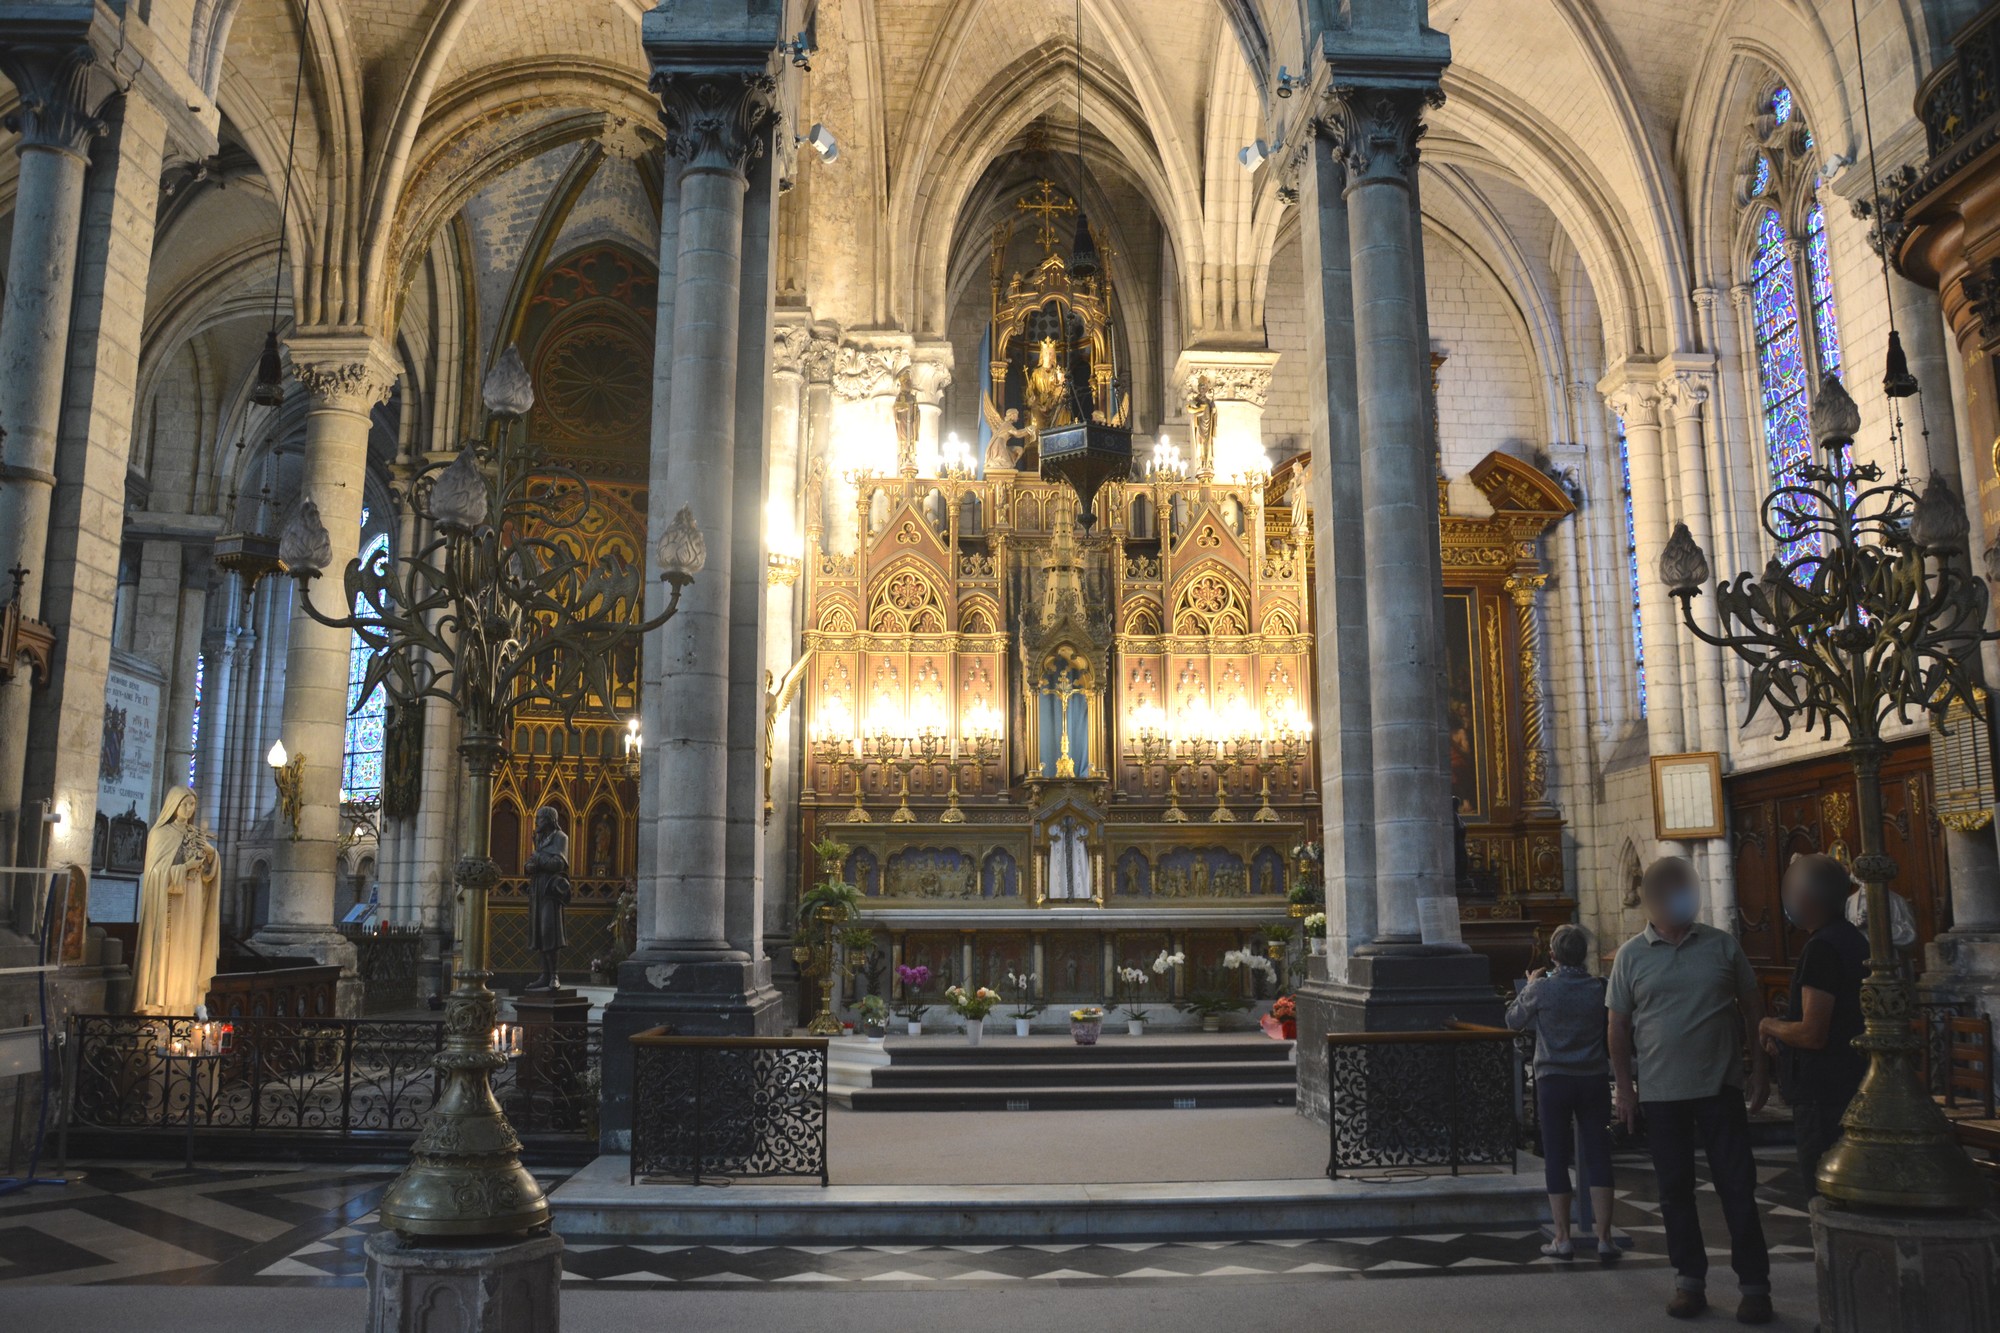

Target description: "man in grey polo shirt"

left=1609, top=856, right=1771, bottom=1324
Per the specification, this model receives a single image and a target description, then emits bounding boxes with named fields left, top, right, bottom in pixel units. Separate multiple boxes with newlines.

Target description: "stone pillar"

left=251, top=334, right=399, bottom=1015
left=764, top=322, right=810, bottom=969
left=0, top=38, right=116, bottom=888
left=159, top=547, right=212, bottom=797
left=1329, top=83, right=1457, bottom=950
left=907, top=341, right=954, bottom=475
left=605, top=9, right=786, bottom=1153
left=18, top=85, right=176, bottom=891
left=1603, top=379, right=1687, bottom=759
left=196, top=624, right=232, bottom=826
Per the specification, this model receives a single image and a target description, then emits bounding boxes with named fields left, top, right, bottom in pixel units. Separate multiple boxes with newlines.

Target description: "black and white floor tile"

left=0, top=1151, right=1815, bottom=1291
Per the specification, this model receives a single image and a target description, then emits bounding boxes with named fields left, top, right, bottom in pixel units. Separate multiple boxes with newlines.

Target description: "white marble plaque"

left=98, top=654, right=166, bottom=825
left=1417, top=895, right=1463, bottom=946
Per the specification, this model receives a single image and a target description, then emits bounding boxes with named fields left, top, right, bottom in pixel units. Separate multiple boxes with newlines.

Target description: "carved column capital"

left=773, top=323, right=813, bottom=378
left=651, top=69, right=779, bottom=175
left=1728, top=282, right=1754, bottom=313
left=1602, top=383, right=1660, bottom=426
left=832, top=344, right=911, bottom=401
left=804, top=334, right=838, bottom=384
left=1321, top=83, right=1442, bottom=185
left=0, top=41, right=115, bottom=158
left=1691, top=285, right=1720, bottom=315
left=904, top=355, right=954, bottom=405
left=1658, top=373, right=1713, bottom=420
left=286, top=334, right=402, bottom=414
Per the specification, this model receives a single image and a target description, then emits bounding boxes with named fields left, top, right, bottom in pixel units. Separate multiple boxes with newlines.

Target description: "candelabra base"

left=1810, top=1196, right=2000, bottom=1332
left=938, top=804, right=966, bottom=823
left=844, top=806, right=873, bottom=823
left=366, top=1228, right=562, bottom=1333
left=889, top=804, right=917, bottom=823
left=1162, top=805, right=1188, bottom=822
left=1209, top=804, right=1236, bottom=823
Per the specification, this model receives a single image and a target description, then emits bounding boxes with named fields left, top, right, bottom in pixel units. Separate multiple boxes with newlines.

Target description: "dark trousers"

left=1642, top=1092, right=1770, bottom=1294
left=1536, top=1072, right=1613, bottom=1198
left=1791, top=1093, right=1853, bottom=1185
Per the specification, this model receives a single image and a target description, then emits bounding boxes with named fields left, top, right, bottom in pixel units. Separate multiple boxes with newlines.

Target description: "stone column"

left=605, top=14, right=786, bottom=1150
left=1328, top=83, right=1458, bottom=950
left=196, top=624, right=233, bottom=825
left=159, top=547, right=212, bottom=797
left=251, top=334, right=399, bottom=1015
left=0, top=39, right=116, bottom=887
left=1603, top=379, right=1687, bottom=758
left=907, top=342, right=954, bottom=475
left=763, top=322, right=810, bottom=966
left=1658, top=371, right=1728, bottom=751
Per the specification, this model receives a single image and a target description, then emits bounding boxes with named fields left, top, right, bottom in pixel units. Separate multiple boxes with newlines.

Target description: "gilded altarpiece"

left=484, top=245, right=655, bottom=983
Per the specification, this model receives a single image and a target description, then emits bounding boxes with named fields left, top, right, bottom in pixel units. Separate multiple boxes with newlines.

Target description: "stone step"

left=875, top=1036, right=1295, bottom=1066
left=869, top=1059, right=1298, bottom=1089
left=846, top=1081, right=1298, bottom=1111
left=549, top=1154, right=1545, bottom=1244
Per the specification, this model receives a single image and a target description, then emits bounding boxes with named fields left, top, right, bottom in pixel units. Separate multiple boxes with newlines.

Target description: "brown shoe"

left=1736, top=1293, right=1773, bottom=1325
left=1666, top=1289, right=1708, bottom=1319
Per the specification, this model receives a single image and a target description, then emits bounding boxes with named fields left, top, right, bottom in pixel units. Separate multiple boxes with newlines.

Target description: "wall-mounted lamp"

left=1238, top=139, right=1271, bottom=170
left=1275, top=66, right=1300, bottom=99
left=268, top=739, right=305, bottom=840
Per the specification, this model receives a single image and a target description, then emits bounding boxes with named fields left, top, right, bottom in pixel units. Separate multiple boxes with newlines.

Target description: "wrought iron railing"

left=1326, top=1028, right=1519, bottom=1178
left=1919, top=9, right=2000, bottom=161
left=629, top=1031, right=829, bottom=1186
left=61, top=1015, right=600, bottom=1160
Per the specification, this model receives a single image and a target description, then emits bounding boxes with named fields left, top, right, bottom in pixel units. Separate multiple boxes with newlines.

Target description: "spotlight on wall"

left=1238, top=139, right=1270, bottom=170
left=804, top=123, right=839, bottom=164
left=1274, top=66, right=1299, bottom=99
left=787, top=16, right=818, bottom=71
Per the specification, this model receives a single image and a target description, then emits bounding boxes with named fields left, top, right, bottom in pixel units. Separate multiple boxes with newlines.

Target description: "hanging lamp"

left=251, top=0, right=312, bottom=407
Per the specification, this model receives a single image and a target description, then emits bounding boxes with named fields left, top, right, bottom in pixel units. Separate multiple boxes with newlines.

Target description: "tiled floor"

left=0, top=1152, right=1815, bottom=1290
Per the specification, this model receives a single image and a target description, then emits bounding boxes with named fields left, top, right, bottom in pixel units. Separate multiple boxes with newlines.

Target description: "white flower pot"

left=1201, top=1015, right=1222, bottom=1033
left=1309, top=938, right=1327, bottom=956
left=1014, top=1018, right=1032, bottom=1037
left=1127, top=1020, right=1145, bottom=1037
left=907, top=1020, right=923, bottom=1036
left=965, top=1018, right=984, bottom=1046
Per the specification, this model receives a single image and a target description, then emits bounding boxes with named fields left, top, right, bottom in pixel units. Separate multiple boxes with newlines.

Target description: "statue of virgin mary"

left=132, top=786, right=222, bottom=1015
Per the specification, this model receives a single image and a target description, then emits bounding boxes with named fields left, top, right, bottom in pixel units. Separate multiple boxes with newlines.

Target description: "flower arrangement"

left=1270, top=995, right=1296, bottom=1022
left=1302, top=911, right=1328, bottom=938
left=1005, top=970, right=1039, bottom=1020
left=1222, top=947, right=1277, bottom=980
left=945, top=984, right=1002, bottom=1020
left=894, top=963, right=931, bottom=1023
left=1115, top=949, right=1183, bottom=1024
left=1069, top=1006, right=1105, bottom=1022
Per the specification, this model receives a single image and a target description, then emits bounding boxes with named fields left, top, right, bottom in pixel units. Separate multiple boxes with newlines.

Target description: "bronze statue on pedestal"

left=524, top=805, right=571, bottom=990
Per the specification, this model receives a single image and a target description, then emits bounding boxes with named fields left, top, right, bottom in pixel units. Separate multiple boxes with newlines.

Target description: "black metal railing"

left=629, top=1031, right=828, bottom=1186
left=1326, top=1028, right=1519, bottom=1178
left=62, top=1014, right=600, bottom=1161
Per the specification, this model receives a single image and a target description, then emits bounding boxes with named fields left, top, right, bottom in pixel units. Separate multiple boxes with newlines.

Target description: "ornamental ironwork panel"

left=1325, top=1031, right=1519, bottom=1178
left=62, top=1015, right=597, bottom=1157
left=629, top=1032, right=828, bottom=1186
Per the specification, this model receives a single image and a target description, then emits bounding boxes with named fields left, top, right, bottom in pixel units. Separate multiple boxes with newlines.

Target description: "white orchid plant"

left=1005, top=969, right=1039, bottom=1020
left=1115, top=950, right=1183, bottom=1024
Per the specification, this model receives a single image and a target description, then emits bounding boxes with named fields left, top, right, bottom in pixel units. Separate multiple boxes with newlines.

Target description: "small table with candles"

left=154, top=1021, right=230, bottom=1171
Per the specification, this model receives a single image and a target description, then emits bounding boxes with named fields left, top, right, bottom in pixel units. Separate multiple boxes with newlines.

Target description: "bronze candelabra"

left=279, top=346, right=704, bottom=1238
left=1660, top=372, right=1987, bottom=1211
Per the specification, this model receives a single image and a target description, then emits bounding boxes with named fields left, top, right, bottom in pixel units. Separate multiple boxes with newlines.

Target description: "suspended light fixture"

left=1066, top=0, right=1098, bottom=283
left=251, top=0, right=313, bottom=409
left=1844, top=0, right=1924, bottom=435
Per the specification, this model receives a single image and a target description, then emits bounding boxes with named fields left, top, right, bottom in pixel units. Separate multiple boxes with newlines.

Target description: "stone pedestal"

left=1292, top=950, right=1502, bottom=1124
left=1923, top=930, right=2000, bottom=1106
left=597, top=956, right=781, bottom=1152
left=1810, top=1197, right=2000, bottom=1332
left=364, top=1230, right=562, bottom=1333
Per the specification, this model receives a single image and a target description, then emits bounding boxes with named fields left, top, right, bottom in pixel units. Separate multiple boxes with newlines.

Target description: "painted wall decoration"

left=98, top=653, right=164, bottom=833
left=901, top=933, right=960, bottom=991
left=883, top=846, right=979, bottom=900
left=973, top=932, right=1032, bottom=988
left=1153, top=846, right=1250, bottom=898
left=1442, top=589, right=1484, bottom=818
left=1250, top=846, right=1287, bottom=899
left=1046, top=932, right=1101, bottom=999
left=1113, top=847, right=1152, bottom=897
left=845, top=846, right=881, bottom=897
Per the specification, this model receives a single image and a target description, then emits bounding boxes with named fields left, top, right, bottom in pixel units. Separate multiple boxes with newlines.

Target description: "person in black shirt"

left=1758, top=853, right=1870, bottom=1184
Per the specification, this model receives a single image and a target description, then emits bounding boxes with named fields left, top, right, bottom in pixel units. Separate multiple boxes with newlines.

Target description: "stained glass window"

left=1749, top=206, right=1816, bottom=563
left=343, top=532, right=389, bottom=802
left=1617, top=416, right=1644, bottom=715
left=1751, top=154, right=1770, bottom=197
left=1772, top=86, right=1793, bottom=124
left=188, top=654, right=203, bottom=788
left=1804, top=201, right=1842, bottom=379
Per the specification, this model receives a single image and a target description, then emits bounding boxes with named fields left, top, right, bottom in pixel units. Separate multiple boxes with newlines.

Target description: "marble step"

left=877, top=1037, right=1295, bottom=1066
left=846, top=1081, right=1297, bottom=1111
left=869, top=1059, right=1298, bottom=1088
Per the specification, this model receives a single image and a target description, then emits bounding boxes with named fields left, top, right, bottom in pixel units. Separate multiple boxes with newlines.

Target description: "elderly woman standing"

left=1507, top=923, right=1617, bottom=1260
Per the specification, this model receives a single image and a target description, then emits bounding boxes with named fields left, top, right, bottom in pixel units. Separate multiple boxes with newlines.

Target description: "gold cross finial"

left=1017, top=180, right=1077, bottom=255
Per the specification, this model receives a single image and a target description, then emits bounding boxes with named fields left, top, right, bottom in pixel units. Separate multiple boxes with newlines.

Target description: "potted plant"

left=1303, top=911, right=1328, bottom=955
left=1263, top=993, right=1298, bottom=1041
left=1262, top=925, right=1294, bottom=961
left=945, top=984, right=1001, bottom=1045
left=1177, top=990, right=1249, bottom=1032
left=1288, top=841, right=1325, bottom=918
left=1114, top=949, right=1182, bottom=1035
left=857, top=993, right=889, bottom=1041
left=799, top=875, right=862, bottom=926
left=895, top=963, right=931, bottom=1035
left=1068, top=1006, right=1105, bottom=1046
left=1005, top=970, right=1039, bottom=1036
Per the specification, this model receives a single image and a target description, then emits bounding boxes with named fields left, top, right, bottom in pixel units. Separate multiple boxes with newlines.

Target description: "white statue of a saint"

left=132, top=786, right=222, bottom=1016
